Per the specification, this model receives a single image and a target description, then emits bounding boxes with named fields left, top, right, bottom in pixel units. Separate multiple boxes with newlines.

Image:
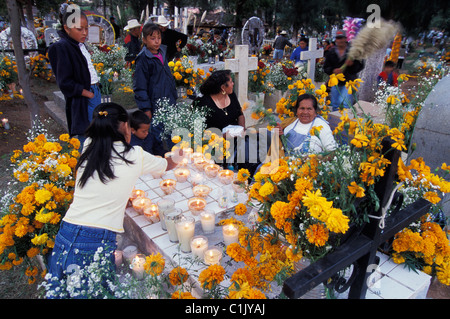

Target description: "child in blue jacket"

left=133, top=23, right=177, bottom=156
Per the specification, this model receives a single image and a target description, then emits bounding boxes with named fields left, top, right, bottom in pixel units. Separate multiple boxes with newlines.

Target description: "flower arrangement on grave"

left=0, top=131, right=79, bottom=284
left=168, top=56, right=206, bottom=95
left=89, top=43, right=127, bottom=73
left=0, top=55, right=18, bottom=93
left=265, top=60, right=301, bottom=92
left=248, top=60, right=272, bottom=94
left=152, top=97, right=210, bottom=143
left=260, top=44, right=273, bottom=56
left=181, top=37, right=204, bottom=57
left=29, top=54, right=54, bottom=81
left=201, top=41, right=219, bottom=59
left=94, top=62, right=115, bottom=96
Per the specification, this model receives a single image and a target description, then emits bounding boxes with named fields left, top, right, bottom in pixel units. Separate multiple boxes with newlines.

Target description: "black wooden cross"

left=282, top=138, right=432, bottom=299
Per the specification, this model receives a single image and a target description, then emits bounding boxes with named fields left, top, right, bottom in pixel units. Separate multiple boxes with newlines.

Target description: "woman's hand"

left=82, top=89, right=95, bottom=99
left=275, top=123, right=284, bottom=135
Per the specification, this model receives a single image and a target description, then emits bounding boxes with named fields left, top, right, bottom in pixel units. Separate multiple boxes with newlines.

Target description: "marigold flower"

left=198, top=264, right=226, bottom=290
left=144, top=253, right=165, bottom=276
left=328, top=73, right=345, bottom=87
left=169, top=266, right=189, bottom=286
left=306, top=223, right=329, bottom=246
left=347, top=182, right=365, bottom=198
left=234, top=203, right=247, bottom=216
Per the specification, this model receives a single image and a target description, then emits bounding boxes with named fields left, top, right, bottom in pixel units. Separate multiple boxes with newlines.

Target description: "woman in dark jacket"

left=48, top=4, right=100, bottom=144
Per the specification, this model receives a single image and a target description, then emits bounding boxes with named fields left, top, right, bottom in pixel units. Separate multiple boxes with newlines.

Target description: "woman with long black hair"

left=46, top=102, right=179, bottom=298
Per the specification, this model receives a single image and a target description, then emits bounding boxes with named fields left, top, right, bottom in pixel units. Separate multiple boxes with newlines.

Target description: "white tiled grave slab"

left=123, top=166, right=431, bottom=299
left=123, top=165, right=254, bottom=298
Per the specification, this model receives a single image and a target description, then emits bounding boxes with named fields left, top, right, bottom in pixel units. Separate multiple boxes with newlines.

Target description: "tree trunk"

left=6, top=0, right=40, bottom=128
left=357, top=47, right=387, bottom=102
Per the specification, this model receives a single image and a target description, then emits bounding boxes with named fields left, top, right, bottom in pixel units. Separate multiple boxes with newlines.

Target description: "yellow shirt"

left=63, top=140, right=167, bottom=232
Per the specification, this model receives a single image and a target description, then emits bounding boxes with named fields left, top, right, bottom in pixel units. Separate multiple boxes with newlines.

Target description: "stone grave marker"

left=300, top=38, right=324, bottom=84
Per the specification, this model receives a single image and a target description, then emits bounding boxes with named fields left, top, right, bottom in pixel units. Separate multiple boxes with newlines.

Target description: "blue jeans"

left=46, top=221, right=117, bottom=298
left=273, top=49, right=284, bottom=60
left=330, top=85, right=354, bottom=111
left=88, top=84, right=101, bottom=121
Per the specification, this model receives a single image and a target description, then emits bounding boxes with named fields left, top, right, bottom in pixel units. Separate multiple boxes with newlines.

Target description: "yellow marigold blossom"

left=351, top=130, right=370, bottom=148
left=59, top=134, right=70, bottom=142
left=325, top=208, right=350, bottom=234
left=347, top=181, right=365, bottom=198
left=171, top=291, right=196, bottom=299
left=234, top=203, right=247, bottom=216
left=386, top=95, right=400, bottom=105
left=31, top=233, right=48, bottom=246
left=309, top=125, right=323, bottom=137
left=144, top=253, right=165, bottom=276
left=423, top=191, right=441, bottom=204
left=169, top=266, right=189, bottom=286
left=34, top=189, right=52, bottom=204
left=237, top=168, right=250, bottom=182
left=345, top=79, right=363, bottom=94
left=391, top=253, right=406, bottom=264
left=258, top=182, right=275, bottom=197
left=328, top=73, right=345, bottom=87
left=198, top=264, right=226, bottom=290
left=227, top=242, right=249, bottom=262
left=306, top=223, right=329, bottom=247
left=27, top=247, right=40, bottom=259
left=436, top=262, right=450, bottom=286
left=230, top=267, right=255, bottom=286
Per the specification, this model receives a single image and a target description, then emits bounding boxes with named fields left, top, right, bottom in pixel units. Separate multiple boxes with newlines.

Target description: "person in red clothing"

left=377, top=60, right=398, bottom=87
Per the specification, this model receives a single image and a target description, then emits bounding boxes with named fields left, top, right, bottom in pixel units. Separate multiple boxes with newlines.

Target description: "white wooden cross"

left=225, top=45, right=258, bottom=104
left=300, top=38, right=324, bottom=83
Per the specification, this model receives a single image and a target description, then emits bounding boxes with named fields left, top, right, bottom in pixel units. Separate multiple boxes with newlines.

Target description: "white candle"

left=2, top=118, right=10, bottom=130
left=175, top=215, right=195, bottom=253
left=122, top=245, right=138, bottom=264
left=190, top=235, right=208, bottom=259
left=204, top=247, right=222, bottom=265
left=157, top=198, right=175, bottom=230
left=131, top=254, right=146, bottom=280
left=190, top=172, right=204, bottom=186
left=143, top=204, right=160, bottom=223
left=165, top=209, right=182, bottom=243
left=222, top=224, right=239, bottom=246
left=114, top=250, right=123, bottom=267
left=200, top=210, right=215, bottom=234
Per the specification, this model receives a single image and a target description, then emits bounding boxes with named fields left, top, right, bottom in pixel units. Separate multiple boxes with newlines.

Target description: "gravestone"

left=225, top=45, right=258, bottom=105
left=44, top=28, right=60, bottom=47
left=300, top=38, right=324, bottom=84
left=241, top=17, right=265, bottom=56
left=410, top=74, right=450, bottom=218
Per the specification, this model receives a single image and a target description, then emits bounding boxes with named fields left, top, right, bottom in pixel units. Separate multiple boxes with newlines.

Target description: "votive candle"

left=222, top=224, right=239, bottom=246
left=160, top=179, right=177, bottom=195
left=143, top=204, right=160, bottom=223
left=188, top=197, right=207, bottom=215
left=174, top=168, right=190, bottom=183
left=157, top=198, right=175, bottom=230
left=190, top=235, right=208, bottom=259
left=114, top=250, right=123, bottom=267
left=122, top=245, right=138, bottom=264
left=204, top=164, right=221, bottom=178
left=132, top=197, right=152, bottom=214
left=165, top=209, right=182, bottom=243
left=204, top=247, right=222, bottom=265
left=131, top=254, right=146, bottom=280
left=175, top=215, right=196, bottom=253
left=200, top=210, right=215, bottom=234
left=218, top=169, right=234, bottom=185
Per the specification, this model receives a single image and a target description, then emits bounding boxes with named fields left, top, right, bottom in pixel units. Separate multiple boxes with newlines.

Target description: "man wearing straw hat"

left=154, top=15, right=187, bottom=61
left=123, top=19, right=142, bottom=63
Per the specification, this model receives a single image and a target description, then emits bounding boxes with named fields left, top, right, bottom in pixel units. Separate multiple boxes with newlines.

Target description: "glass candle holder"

left=160, top=179, right=177, bottom=195
left=132, top=197, right=152, bottom=214
left=123, top=245, right=138, bottom=265
left=157, top=198, right=175, bottom=230
left=218, top=169, right=234, bottom=185
left=175, top=215, right=196, bottom=253
left=188, top=197, right=207, bottom=215
left=131, top=253, right=146, bottom=280
left=190, top=235, right=208, bottom=259
left=200, top=210, right=216, bottom=234
left=204, top=164, right=221, bottom=178
left=165, top=209, right=182, bottom=243
left=192, top=184, right=211, bottom=198
left=204, top=247, right=222, bottom=265
left=222, top=223, right=239, bottom=246
left=143, top=204, right=160, bottom=223
left=174, top=168, right=190, bottom=183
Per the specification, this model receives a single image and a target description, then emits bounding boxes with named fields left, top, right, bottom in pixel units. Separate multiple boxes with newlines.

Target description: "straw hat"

left=124, top=19, right=141, bottom=31
left=155, top=15, right=170, bottom=27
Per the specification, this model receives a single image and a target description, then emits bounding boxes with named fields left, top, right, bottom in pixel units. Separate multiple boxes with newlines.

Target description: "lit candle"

left=190, top=172, right=205, bottom=186
left=194, top=158, right=208, bottom=171
left=218, top=169, right=234, bottom=185
left=132, top=197, right=152, bottom=214
left=200, top=210, right=216, bottom=234
left=165, top=209, right=182, bottom=243
left=204, top=164, right=221, bottom=178
left=114, top=250, right=123, bottom=267
left=157, top=198, right=175, bottom=230
left=192, top=184, right=211, bottom=198
left=204, top=247, right=222, bottom=265
left=175, top=215, right=195, bottom=253
left=143, top=204, right=160, bottom=223
left=191, top=152, right=203, bottom=162
left=182, top=147, right=193, bottom=161
left=160, top=179, right=177, bottom=195
left=222, top=224, right=239, bottom=246
left=190, top=235, right=208, bottom=259
left=2, top=118, right=10, bottom=130
left=177, top=157, right=189, bottom=167
left=131, top=254, right=146, bottom=280
left=122, top=245, right=138, bottom=265
left=174, top=168, right=190, bottom=183
left=130, top=189, right=146, bottom=201
left=188, top=197, right=206, bottom=215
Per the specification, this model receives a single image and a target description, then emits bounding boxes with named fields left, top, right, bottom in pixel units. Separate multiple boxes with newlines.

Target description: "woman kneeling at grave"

left=45, top=103, right=180, bottom=298
left=194, top=70, right=270, bottom=176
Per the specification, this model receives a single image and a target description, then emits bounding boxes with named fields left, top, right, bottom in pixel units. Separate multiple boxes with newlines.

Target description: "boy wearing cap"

left=323, top=30, right=365, bottom=111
